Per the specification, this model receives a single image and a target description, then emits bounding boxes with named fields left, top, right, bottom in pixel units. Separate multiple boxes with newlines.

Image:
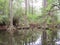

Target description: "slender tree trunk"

left=43, top=0, right=47, bottom=8
left=42, top=0, right=47, bottom=45
left=24, top=0, right=29, bottom=27
left=9, top=0, right=15, bottom=45
left=32, top=0, right=33, bottom=15
left=28, top=0, right=30, bottom=14
left=25, top=0, right=27, bottom=15
left=42, top=29, right=47, bottom=45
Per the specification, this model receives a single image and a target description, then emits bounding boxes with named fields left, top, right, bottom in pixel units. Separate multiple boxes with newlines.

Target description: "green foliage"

left=0, top=15, right=9, bottom=25
left=27, top=14, right=38, bottom=21
left=0, top=0, right=59, bottom=25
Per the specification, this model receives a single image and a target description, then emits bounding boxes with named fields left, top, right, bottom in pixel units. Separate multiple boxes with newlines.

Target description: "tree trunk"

left=42, top=0, right=47, bottom=45
left=43, top=0, right=47, bottom=8
left=28, top=0, right=30, bottom=14
left=25, top=0, right=27, bottom=15
left=32, top=0, right=33, bottom=15
left=9, top=0, right=15, bottom=45
left=42, top=30, right=47, bottom=45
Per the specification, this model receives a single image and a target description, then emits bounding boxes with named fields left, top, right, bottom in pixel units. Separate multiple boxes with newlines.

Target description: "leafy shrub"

left=0, top=15, right=9, bottom=25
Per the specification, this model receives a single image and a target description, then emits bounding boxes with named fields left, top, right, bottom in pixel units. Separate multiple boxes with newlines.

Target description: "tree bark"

left=42, top=0, right=47, bottom=45
left=9, top=0, right=15, bottom=45
left=32, top=0, right=33, bottom=15
left=25, top=0, right=27, bottom=15
left=28, top=0, right=30, bottom=14
left=42, top=30, right=47, bottom=45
